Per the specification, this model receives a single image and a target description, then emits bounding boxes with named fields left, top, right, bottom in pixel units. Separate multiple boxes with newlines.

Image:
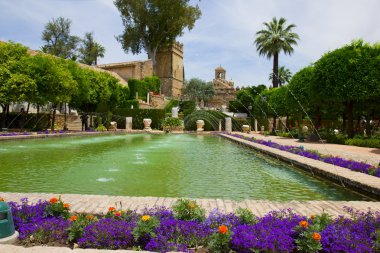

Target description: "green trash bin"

left=0, top=201, right=15, bottom=239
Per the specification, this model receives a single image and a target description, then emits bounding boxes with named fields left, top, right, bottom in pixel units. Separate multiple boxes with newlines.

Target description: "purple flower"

left=78, top=218, right=135, bottom=249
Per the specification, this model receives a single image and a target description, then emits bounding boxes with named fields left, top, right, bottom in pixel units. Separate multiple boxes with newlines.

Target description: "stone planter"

left=196, top=120, right=205, bottom=132
left=143, top=118, right=152, bottom=131
left=242, top=125, right=250, bottom=133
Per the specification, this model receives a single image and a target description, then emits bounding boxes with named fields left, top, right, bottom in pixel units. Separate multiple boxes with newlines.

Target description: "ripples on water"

left=0, top=134, right=368, bottom=201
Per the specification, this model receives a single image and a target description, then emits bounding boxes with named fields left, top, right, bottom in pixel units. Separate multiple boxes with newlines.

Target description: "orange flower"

left=86, top=215, right=95, bottom=220
left=218, top=225, right=228, bottom=234
left=0, top=197, right=4, bottom=202
left=114, top=211, right=122, bottom=217
left=50, top=197, right=58, bottom=204
left=312, top=232, right=321, bottom=241
left=70, top=215, right=78, bottom=221
left=108, top=207, right=116, bottom=212
left=310, top=214, right=315, bottom=220
left=141, top=215, right=150, bottom=222
left=63, top=203, right=70, bottom=209
left=299, top=220, right=308, bottom=228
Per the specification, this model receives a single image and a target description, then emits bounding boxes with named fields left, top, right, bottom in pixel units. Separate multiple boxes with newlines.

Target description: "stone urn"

left=242, top=125, right=250, bottom=133
left=143, top=118, right=152, bottom=131
left=196, top=120, right=205, bottom=132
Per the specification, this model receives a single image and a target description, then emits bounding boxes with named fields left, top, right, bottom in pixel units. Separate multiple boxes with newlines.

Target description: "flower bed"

left=4, top=197, right=380, bottom=253
left=0, top=132, right=32, bottom=137
left=225, top=133, right=380, bottom=178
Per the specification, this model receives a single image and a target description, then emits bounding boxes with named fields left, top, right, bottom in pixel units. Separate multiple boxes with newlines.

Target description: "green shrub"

left=113, top=108, right=165, bottom=129
left=161, top=117, right=183, bottom=132
left=119, top=99, right=139, bottom=109
left=172, top=199, right=206, bottom=222
left=67, top=214, right=97, bottom=243
left=44, top=197, right=70, bottom=219
left=345, top=138, right=380, bottom=148
left=128, top=76, right=160, bottom=100
left=132, top=215, right=159, bottom=244
left=235, top=208, right=258, bottom=225
left=95, top=124, right=107, bottom=131
left=179, top=101, right=196, bottom=117
left=164, top=99, right=179, bottom=113
left=208, top=225, right=232, bottom=253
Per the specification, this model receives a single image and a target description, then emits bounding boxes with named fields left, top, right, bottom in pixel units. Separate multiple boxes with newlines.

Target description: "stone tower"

left=208, top=65, right=237, bottom=108
left=156, top=42, right=184, bottom=98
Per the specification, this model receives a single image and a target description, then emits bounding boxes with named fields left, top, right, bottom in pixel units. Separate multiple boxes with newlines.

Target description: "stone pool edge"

left=219, top=133, right=380, bottom=200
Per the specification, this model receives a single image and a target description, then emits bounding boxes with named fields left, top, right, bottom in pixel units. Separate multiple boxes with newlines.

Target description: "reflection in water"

left=0, top=134, right=368, bottom=201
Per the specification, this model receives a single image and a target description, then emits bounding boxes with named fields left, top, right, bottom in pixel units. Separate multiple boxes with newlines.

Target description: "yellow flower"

left=188, top=201, right=196, bottom=209
left=0, top=197, right=4, bottom=202
left=141, top=215, right=150, bottom=222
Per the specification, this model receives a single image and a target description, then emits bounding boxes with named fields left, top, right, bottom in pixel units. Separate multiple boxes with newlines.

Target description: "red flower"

left=114, top=211, right=121, bottom=217
left=70, top=215, right=78, bottom=221
left=50, top=197, right=58, bottom=204
left=63, top=203, right=70, bottom=209
left=218, top=225, right=228, bottom=234
left=108, top=207, right=116, bottom=212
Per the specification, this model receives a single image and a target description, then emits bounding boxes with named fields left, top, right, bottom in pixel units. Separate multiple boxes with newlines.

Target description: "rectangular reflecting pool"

left=0, top=134, right=368, bottom=201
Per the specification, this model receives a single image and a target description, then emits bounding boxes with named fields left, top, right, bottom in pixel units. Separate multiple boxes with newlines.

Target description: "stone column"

left=218, top=119, right=222, bottom=132
left=126, top=117, right=133, bottom=131
left=254, top=119, right=258, bottom=132
left=225, top=117, right=232, bottom=133
left=171, top=107, right=178, bottom=118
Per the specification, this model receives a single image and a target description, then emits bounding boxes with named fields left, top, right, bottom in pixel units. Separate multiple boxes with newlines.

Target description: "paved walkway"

left=1, top=192, right=380, bottom=218
left=244, top=132, right=380, bottom=166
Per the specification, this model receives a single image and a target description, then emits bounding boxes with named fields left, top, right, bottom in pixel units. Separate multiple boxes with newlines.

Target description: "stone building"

left=97, top=42, right=184, bottom=98
left=208, top=66, right=237, bottom=108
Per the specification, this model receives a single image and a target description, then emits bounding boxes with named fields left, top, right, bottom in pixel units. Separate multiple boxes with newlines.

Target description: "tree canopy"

left=41, top=17, right=80, bottom=59
left=114, top=0, right=201, bottom=73
left=255, top=17, right=299, bottom=88
left=78, top=32, right=105, bottom=65
left=312, top=40, right=380, bottom=137
left=183, top=78, right=215, bottom=106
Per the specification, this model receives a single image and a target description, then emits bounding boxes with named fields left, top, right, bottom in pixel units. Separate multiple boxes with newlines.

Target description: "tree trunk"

left=26, top=103, right=30, bottom=114
left=1, top=105, right=6, bottom=128
left=285, top=115, right=289, bottom=130
left=342, top=103, right=346, bottom=131
left=51, top=104, right=56, bottom=131
left=272, top=116, right=277, bottom=133
left=272, top=52, right=279, bottom=88
left=347, top=100, right=354, bottom=138
left=147, top=47, right=158, bottom=76
left=315, top=106, right=321, bottom=130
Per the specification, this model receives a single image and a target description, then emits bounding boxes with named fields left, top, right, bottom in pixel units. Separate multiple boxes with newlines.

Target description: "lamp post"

left=248, top=104, right=253, bottom=132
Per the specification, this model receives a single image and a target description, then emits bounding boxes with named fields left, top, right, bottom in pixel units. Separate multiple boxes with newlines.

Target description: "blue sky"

left=1, top=0, right=379, bottom=87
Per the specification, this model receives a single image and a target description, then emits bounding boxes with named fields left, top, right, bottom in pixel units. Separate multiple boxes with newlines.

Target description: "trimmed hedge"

left=113, top=108, right=165, bottom=129
left=345, top=138, right=380, bottom=149
left=128, top=77, right=160, bottom=100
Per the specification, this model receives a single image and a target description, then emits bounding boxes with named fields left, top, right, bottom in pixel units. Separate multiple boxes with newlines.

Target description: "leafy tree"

left=41, top=17, right=80, bottom=59
left=78, top=32, right=105, bottom=65
left=312, top=40, right=380, bottom=137
left=0, top=41, right=32, bottom=127
left=269, top=66, right=292, bottom=86
left=255, top=17, right=299, bottom=88
left=183, top=78, right=215, bottom=106
left=114, top=0, right=201, bottom=73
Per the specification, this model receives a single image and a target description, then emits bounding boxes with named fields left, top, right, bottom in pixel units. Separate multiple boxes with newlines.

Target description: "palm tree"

left=269, top=66, right=292, bottom=86
left=255, top=17, right=299, bottom=88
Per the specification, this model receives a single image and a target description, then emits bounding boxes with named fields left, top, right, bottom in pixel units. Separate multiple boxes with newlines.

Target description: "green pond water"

left=0, top=134, right=367, bottom=201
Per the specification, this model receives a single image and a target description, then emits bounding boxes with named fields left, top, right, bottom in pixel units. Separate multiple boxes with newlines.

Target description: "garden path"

left=241, top=132, right=380, bottom=166
left=1, top=192, right=379, bottom=218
